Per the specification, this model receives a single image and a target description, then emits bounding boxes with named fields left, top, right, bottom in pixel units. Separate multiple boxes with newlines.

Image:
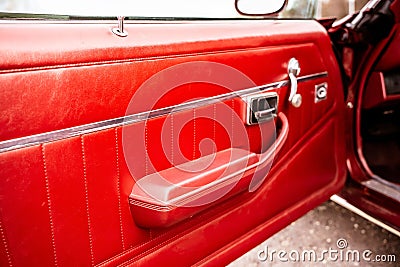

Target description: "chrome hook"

left=287, top=58, right=302, bottom=108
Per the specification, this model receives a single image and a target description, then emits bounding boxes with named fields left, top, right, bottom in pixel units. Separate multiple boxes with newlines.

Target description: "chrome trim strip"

left=330, top=195, right=400, bottom=237
left=362, top=179, right=400, bottom=202
left=0, top=72, right=327, bottom=153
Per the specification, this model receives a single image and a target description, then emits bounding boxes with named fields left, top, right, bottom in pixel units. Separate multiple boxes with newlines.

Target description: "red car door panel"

left=0, top=20, right=346, bottom=266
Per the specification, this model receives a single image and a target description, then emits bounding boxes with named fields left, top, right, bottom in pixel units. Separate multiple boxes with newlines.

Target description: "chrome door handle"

left=288, top=58, right=302, bottom=108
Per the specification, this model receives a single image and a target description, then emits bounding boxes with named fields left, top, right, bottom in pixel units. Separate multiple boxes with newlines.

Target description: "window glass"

left=0, top=0, right=370, bottom=19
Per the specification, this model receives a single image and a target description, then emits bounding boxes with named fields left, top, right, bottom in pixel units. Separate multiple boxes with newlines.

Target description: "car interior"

left=0, top=16, right=346, bottom=267
left=361, top=32, right=400, bottom=185
left=0, top=0, right=399, bottom=266
left=322, top=0, right=400, bottom=233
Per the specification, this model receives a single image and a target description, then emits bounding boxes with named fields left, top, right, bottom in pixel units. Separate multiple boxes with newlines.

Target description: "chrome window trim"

left=0, top=72, right=327, bottom=153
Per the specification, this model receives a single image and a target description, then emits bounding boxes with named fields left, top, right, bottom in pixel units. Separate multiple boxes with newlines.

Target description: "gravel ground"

left=228, top=200, right=400, bottom=266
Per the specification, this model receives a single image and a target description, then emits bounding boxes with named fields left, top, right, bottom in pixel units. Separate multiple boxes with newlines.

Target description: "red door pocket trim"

left=129, top=113, right=289, bottom=228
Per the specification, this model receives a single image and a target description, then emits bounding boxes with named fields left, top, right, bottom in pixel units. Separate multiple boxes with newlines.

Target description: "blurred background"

left=282, top=0, right=369, bottom=19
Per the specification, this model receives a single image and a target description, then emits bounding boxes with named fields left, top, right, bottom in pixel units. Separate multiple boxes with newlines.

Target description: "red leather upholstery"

left=0, top=20, right=346, bottom=266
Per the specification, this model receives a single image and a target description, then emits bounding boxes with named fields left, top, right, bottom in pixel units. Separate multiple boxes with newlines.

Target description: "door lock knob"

left=291, top=94, right=302, bottom=108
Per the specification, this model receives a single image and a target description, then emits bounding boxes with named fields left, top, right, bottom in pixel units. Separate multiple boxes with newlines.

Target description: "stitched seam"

left=213, top=103, right=216, bottom=153
left=0, top=215, right=13, bottom=266
left=193, top=109, right=196, bottom=160
left=114, top=128, right=125, bottom=251
left=171, top=114, right=174, bottom=166
left=41, top=145, right=58, bottom=267
left=231, top=99, right=234, bottom=146
left=145, top=122, right=149, bottom=176
left=80, top=136, right=95, bottom=266
left=0, top=45, right=301, bottom=74
left=144, top=122, right=152, bottom=240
